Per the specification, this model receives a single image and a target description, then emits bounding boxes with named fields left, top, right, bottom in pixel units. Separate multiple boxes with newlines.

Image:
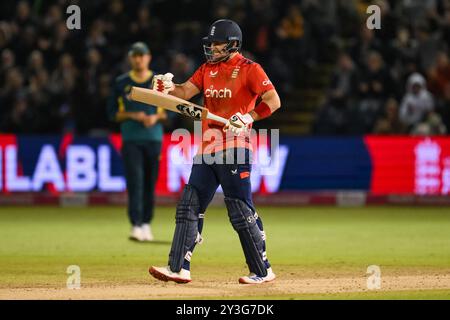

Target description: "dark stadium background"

left=0, top=0, right=450, bottom=204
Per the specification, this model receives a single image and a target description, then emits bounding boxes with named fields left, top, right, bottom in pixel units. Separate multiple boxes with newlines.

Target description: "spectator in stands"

left=350, top=25, right=382, bottom=68
left=84, top=48, right=104, bottom=95
left=42, top=4, right=63, bottom=30
left=373, top=0, right=398, bottom=43
left=0, top=67, right=25, bottom=123
left=0, top=0, right=448, bottom=136
left=27, top=69, right=58, bottom=133
left=129, top=5, right=164, bottom=56
left=277, top=4, right=305, bottom=40
left=0, top=48, right=15, bottom=85
left=399, top=0, right=438, bottom=25
left=416, top=23, right=442, bottom=72
left=354, top=51, right=393, bottom=132
left=411, top=112, right=447, bottom=135
left=399, top=72, right=435, bottom=130
left=358, top=51, right=393, bottom=100
left=27, top=50, right=45, bottom=77
left=101, top=0, right=130, bottom=64
left=49, top=53, right=78, bottom=96
left=85, top=19, right=107, bottom=52
left=436, top=82, right=450, bottom=130
left=314, top=52, right=357, bottom=134
left=443, top=5, right=450, bottom=46
left=373, top=97, right=406, bottom=134
left=275, top=4, right=306, bottom=62
left=389, top=26, right=418, bottom=83
left=14, top=1, right=36, bottom=29
left=2, top=95, right=34, bottom=133
left=28, top=69, right=51, bottom=110
left=301, top=0, right=338, bottom=62
left=428, top=51, right=450, bottom=99
left=329, top=53, right=358, bottom=106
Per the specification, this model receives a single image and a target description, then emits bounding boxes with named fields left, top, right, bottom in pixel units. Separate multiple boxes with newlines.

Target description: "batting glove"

left=152, top=73, right=174, bottom=94
left=223, top=112, right=254, bottom=136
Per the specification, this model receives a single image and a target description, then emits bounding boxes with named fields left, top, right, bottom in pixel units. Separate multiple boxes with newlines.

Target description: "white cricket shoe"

left=141, top=224, right=154, bottom=241
left=149, top=266, right=191, bottom=284
left=129, top=226, right=144, bottom=242
left=238, top=267, right=276, bottom=284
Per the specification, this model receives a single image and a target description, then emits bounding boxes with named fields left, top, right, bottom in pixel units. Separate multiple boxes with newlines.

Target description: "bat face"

left=129, top=86, right=230, bottom=125
left=176, top=103, right=203, bottom=120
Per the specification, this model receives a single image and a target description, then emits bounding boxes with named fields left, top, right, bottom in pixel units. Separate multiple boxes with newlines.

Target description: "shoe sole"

left=148, top=266, right=191, bottom=284
left=238, top=276, right=276, bottom=284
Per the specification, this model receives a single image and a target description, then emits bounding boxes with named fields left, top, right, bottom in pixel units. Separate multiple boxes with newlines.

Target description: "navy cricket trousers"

left=182, top=148, right=269, bottom=270
left=188, top=148, right=255, bottom=214
left=122, top=140, right=161, bottom=226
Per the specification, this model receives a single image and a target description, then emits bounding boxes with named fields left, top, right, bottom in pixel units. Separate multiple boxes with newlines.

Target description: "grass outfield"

left=0, top=206, right=449, bottom=299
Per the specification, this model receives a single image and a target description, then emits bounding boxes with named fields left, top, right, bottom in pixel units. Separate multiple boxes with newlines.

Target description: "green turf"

left=1, top=206, right=450, bottom=299
left=217, top=289, right=450, bottom=300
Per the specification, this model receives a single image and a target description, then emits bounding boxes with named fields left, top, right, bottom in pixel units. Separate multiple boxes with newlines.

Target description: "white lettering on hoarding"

left=98, top=145, right=125, bottom=192
left=0, top=139, right=287, bottom=194
left=251, top=145, right=289, bottom=193
left=0, top=147, right=2, bottom=190
left=67, top=146, right=97, bottom=192
left=6, top=145, right=31, bottom=191
left=167, top=143, right=288, bottom=193
left=414, top=139, right=441, bottom=195
left=442, top=157, right=450, bottom=195
left=32, top=145, right=65, bottom=191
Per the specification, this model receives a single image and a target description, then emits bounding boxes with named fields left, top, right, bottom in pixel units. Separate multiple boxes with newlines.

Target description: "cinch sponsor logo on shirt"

left=205, top=85, right=232, bottom=98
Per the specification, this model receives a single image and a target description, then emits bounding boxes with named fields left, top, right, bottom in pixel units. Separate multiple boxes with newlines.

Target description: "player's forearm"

left=170, top=81, right=199, bottom=101
left=156, top=108, right=168, bottom=121
left=169, top=84, right=188, bottom=100
left=249, top=89, right=281, bottom=121
left=115, top=111, right=142, bottom=122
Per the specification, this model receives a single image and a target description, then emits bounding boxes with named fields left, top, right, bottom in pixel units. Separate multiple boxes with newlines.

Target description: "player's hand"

left=132, top=111, right=147, bottom=122
left=223, top=112, right=254, bottom=136
left=143, top=114, right=159, bottom=128
left=152, top=73, right=174, bottom=94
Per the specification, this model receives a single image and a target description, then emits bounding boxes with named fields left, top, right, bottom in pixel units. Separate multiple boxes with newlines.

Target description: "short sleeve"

left=189, top=64, right=205, bottom=91
left=247, top=63, right=275, bottom=96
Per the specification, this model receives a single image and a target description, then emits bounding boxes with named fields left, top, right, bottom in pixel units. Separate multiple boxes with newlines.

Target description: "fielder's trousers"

left=121, top=140, right=161, bottom=226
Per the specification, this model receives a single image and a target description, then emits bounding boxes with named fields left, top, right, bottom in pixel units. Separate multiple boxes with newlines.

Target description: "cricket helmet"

left=202, top=19, right=242, bottom=63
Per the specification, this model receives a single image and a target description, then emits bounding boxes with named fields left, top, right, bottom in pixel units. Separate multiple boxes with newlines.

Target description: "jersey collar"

left=129, top=70, right=153, bottom=83
left=222, top=53, right=243, bottom=66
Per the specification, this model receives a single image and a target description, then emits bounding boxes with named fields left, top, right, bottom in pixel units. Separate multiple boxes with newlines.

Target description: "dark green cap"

left=128, top=42, right=150, bottom=56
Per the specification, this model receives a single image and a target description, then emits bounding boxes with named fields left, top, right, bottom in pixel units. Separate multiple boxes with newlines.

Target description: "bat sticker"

left=176, top=104, right=202, bottom=120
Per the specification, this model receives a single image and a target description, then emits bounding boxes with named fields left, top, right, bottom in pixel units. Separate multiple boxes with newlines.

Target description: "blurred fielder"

left=149, top=19, right=281, bottom=284
left=108, top=42, right=166, bottom=242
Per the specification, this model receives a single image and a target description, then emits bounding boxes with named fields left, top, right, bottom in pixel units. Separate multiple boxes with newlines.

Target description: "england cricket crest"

left=176, top=103, right=203, bottom=120
left=231, top=67, right=240, bottom=79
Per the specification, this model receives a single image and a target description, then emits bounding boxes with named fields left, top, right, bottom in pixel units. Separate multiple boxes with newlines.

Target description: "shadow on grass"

left=128, top=238, right=172, bottom=245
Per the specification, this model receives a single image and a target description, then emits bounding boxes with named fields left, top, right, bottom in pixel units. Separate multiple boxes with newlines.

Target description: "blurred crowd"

left=0, top=0, right=449, bottom=136
left=314, top=0, right=450, bottom=135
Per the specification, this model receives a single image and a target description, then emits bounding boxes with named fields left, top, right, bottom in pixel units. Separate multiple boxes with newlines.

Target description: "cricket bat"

left=129, top=87, right=241, bottom=127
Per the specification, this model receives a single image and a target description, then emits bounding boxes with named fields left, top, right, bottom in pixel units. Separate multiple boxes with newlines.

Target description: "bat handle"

left=204, top=111, right=243, bottom=128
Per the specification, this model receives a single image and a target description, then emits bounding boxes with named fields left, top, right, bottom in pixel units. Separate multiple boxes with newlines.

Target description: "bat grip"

left=206, top=112, right=242, bottom=128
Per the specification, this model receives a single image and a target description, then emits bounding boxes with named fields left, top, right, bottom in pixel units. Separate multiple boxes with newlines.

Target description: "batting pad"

left=169, top=185, right=200, bottom=272
left=225, top=198, right=268, bottom=277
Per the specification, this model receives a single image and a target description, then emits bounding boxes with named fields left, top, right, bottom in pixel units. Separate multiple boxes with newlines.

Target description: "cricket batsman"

left=149, top=19, right=281, bottom=284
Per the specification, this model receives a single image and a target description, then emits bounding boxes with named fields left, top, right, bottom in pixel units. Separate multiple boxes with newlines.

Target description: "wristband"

left=254, top=101, right=272, bottom=119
